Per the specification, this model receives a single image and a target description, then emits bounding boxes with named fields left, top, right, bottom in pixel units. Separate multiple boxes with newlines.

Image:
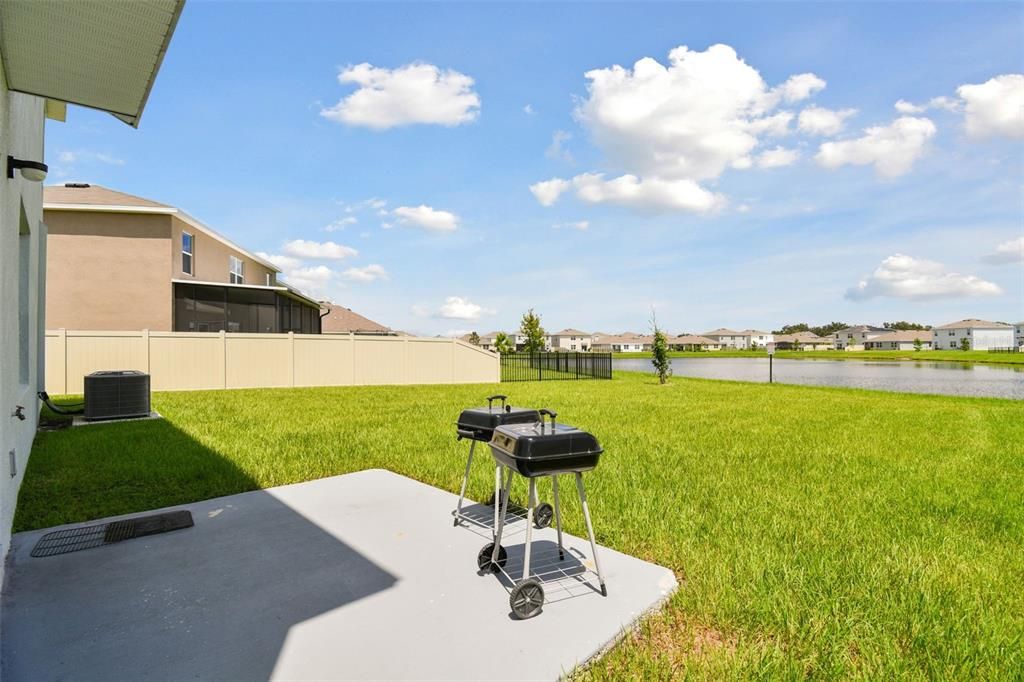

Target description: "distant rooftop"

left=44, top=183, right=171, bottom=209
left=933, top=319, right=1012, bottom=330
left=320, top=303, right=392, bottom=335
left=552, top=328, right=590, bottom=336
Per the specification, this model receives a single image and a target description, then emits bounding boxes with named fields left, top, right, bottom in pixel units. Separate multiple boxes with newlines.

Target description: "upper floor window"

left=230, top=255, right=245, bottom=284
left=266, top=273, right=272, bottom=286
left=182, top=232, right=194, bottom=275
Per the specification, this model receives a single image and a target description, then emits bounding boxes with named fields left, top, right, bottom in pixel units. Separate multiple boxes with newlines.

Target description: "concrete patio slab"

left=2, top=469, right=677, bottom=681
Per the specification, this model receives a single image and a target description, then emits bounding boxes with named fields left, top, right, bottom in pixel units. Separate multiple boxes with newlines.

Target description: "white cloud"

left=529, top=178, right=571, bottom=206
left=553, top=220, right=589, bottom=231
left=523, top=104, right=536, bottom=115
left=534, top=173, right=724, bottom=213
left=574, top=44, right=826, bottom=182
left=437, top=296, right=494, bottom=320
left=392, top=205, right=458, bottom=232
left=894, top=99, right=925, bottom=114
left=772, top=73, right=827, bottom=103
left=320, top=62, right=480, bottom=129
left=755, top=146, right=800, bottom=168
left=341, top=264, right=389, bottom=282
left=928, top=96, right=961, bottom=112
left=282, top=239, right=358, bottom=260
left=815, top=116, right=936, bottom=177
left=56, top=150, right=125, bottom=165
left=797, top=106, right=857, bottom=136
left=545, top=130, right=574, bottom=163
left=982, top=237, right=1024, bottom=265
left=281, top=265, right=336, bottom=297
left=957, top=74, right=1024, bottom=139
left=256, top=252, right=303, bottom=271
left=846, top=254, right=1003, bottom=300
left=324, top=217, right=358, bottom=232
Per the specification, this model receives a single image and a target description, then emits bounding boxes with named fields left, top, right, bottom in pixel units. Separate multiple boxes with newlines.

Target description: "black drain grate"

left=31, top=510, right=194, bottom=558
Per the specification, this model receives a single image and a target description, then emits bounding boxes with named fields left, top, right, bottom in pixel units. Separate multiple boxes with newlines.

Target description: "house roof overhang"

left=0, top=0, right=184, bottom=127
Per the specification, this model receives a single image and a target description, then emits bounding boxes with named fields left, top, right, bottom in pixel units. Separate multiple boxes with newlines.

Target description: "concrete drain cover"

left=30, top=510, right=194, bottom=558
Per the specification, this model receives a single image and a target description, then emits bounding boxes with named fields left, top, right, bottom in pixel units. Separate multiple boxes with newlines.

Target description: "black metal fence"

left=500, top=352, right=613, bottom=382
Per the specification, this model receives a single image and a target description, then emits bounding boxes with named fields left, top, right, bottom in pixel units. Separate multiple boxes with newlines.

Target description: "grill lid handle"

left=486, top=394, right=508, bottom=410
left=538, top=408, right=558, bottom=432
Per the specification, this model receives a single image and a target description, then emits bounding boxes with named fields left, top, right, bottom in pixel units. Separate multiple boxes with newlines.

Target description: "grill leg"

left=491, top=465, right=514, bottom=564
left=522, top=477, right=536, bottom=582
left=552, top=475, right=564, bottom=561
left=493, top=463, right=502, bottom=537
left=575, top=472, right=607, bottom=596
left=453, top=440, right=477, bottom=526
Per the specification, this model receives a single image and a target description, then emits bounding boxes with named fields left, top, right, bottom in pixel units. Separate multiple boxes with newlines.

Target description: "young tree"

left=960, top=337, right=971, bottom=352
left=468, top=331, right=481, bottom=346
left=650, top=310, right=672, bottom=384
left=494, top=332, right=514, bottom=354
left=519, top=308, right=547, bottom=353
left=913, top=337, right=923, bottom=352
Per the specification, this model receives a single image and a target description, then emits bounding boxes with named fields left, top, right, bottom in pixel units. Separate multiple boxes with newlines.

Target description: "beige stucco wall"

left=0, top=60, right=46, bottom=596
left=171, top=215, right=275, bottom=286
left=46, top=331, right=501, bottom=393
left=44, top=210, right=173, bottom=330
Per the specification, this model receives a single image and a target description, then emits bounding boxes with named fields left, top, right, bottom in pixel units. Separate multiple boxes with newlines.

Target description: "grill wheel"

left=510, top=579, right=545, bottom=619
left=477, top=542, right=507, bottom=572
left=533, top=503, right=553, bottom=529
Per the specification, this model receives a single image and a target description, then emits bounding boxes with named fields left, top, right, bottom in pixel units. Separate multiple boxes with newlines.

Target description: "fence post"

left=142, top=329, right=150, bottom=375
left=288, top=331, right=295, bottom=387
left=350, top=332, right=357, bottom=385
left=451, top=338, right=456, bottom=383
left=219, top=330, right=227, bottom=389
left=55, top=328, right=67, bottom=394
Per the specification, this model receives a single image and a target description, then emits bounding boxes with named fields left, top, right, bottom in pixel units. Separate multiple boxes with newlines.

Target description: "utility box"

left=84, top=371, right=151, bottom=421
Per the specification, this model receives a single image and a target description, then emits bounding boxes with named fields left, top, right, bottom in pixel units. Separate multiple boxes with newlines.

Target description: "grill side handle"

left=456, top=428, right=476, bottom=441
left=538, top=409, right=558, bottom=433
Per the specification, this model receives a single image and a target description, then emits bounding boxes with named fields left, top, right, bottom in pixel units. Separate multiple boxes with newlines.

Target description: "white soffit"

left=0, top=0, right=184, bottom=127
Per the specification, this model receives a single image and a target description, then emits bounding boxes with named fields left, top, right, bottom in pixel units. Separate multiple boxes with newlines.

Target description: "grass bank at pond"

left=614, top=349, right=1024, bottom=365
left=19, top=374, right=1024, bottom=678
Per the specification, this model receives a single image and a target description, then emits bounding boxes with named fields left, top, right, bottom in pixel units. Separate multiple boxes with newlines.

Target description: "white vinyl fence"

left=45, top=330, right=499, bottom=394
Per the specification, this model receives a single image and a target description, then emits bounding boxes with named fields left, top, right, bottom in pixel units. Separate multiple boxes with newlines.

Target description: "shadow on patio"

left=2, top=416, right=398, bottom=681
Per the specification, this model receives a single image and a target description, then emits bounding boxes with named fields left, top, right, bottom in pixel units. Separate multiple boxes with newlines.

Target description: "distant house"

left=43, top=184, right=323, bottom=333
left=833, top=325, right=892, bottom=350
left=670, top=334, right=720, bottom=351
left=771, top=332, right=831, bottom=350
left=320, top=303, right=394, bottom=335
left=864, top=330, right=933, bottom=351
left=1016, top=322, right=1024, bottom=349
left=592, top=334, right=649, bottom=352
left=702, top=328, right=747, bottom=349
left=549, top=328, right=592, bottom=351
left=478, top=331, right=551, bottom=352
left=931, top=319, right=1014, bottom=350
left=741, top=329, right=774, bottom=348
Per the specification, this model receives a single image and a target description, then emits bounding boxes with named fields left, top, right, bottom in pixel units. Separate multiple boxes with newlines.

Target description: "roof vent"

left=65, top=182, right=90, bottom=188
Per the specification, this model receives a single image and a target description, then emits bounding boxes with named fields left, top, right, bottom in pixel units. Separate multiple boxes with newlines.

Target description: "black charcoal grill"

left=478, top=409, right=607, bottom=619
left=453, top=395, right=553, bottom=531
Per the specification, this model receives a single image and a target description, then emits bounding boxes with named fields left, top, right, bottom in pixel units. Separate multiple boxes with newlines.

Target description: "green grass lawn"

left=614, top=349, right=1024, bottom=365
left=18, top=374, right=1024, bottom=678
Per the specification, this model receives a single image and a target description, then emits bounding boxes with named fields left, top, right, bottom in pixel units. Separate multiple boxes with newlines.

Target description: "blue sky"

left=45, top=1, right=1023, bottom=335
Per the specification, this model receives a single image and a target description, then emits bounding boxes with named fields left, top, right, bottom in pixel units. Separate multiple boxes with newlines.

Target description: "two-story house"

left=43, top=184, right=323, bottom=334
left=702, top=328, right=747, bottom=349
left=931, top=319, right=1013, bottom=350
left=549, top=329, right=591, bottom=351
left=833, top=325, right=892, bottom=350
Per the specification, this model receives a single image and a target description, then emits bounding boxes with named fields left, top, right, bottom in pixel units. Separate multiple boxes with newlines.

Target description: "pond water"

left=613, top=357, right=1024, bottom=399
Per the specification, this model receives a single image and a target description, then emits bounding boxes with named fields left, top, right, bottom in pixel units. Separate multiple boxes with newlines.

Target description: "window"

left=229, top=256, right=244, bottom=284
left=182, top=232, right=194, bottom=275
left=266, top=273, right=272, bottom=286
